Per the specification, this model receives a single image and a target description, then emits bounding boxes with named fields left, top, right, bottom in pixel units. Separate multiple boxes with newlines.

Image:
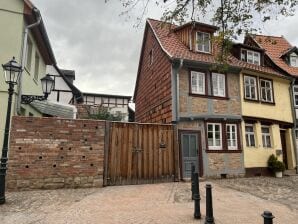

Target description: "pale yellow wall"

left=285, top=129, right=296, bottom=169
left=242, top=122, right=282, bottom=167
left=240, top=71, right=293, bottom=123
left=0, top=0, right=46, bottom=149
left=240, top=71, right=296, bottom=169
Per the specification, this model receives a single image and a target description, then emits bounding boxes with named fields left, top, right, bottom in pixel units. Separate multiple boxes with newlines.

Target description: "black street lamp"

left=21, top=74, right=54, bottom=104
left=0, top=57, right=22, bottom=205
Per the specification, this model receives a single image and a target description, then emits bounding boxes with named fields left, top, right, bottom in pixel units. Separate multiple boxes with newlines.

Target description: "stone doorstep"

left=284, top=169, right=298, bottom=176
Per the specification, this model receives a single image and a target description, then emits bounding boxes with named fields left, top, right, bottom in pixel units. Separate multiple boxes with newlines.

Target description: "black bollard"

left=205, top=184, right=214, bottom=224
left=262, top=211, right=275, bottom=224
left=191, top=163, right=195, bottom=200
left=193, top=172, right=201, bottom=219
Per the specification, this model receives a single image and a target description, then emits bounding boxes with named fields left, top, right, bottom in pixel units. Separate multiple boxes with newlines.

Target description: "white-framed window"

left=244, top=75, right=257, bottom=100
left=207, top=123, right=222, bottom=150
left=261, top=126, right=271, bottom=148
left=26, top=38, right=33, bottom=71
left=290, top=53, right=298, bottom=67
left=260, top=79, right=273, bottom=103
left=226, top=124, right=237, bottom=150
left=241, top=49, right=261, bottom=65
left=34, top=53, right=40, bottom=81
left=212, top=73, right=225, bottom=97
left=191, top=71, right=205, bottom=94
left=245, top=124, right=255, bottom=147
left=293, top=86, right=298, bottom=107
left=196, top=31, right=210, bottom=53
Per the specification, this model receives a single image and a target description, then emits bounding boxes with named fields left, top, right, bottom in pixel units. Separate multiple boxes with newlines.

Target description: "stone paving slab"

left=0, top=179, right=297, bottom=224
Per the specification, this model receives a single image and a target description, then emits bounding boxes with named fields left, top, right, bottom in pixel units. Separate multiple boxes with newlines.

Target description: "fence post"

left=262, top=211, right=275, bottom=224
left=193, top=172, right=201, bottom=219
left=205, top=184, right=214, bottom=224
left=103, top=121, right=111, bottom=187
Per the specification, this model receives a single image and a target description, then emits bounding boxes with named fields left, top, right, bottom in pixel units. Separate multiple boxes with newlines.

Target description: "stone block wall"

left=7, top=116, right=106, bottom=191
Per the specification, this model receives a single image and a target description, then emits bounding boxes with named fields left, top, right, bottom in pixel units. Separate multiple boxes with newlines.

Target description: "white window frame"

left=196, top=31, right=211, bottom=53
left=259, top=79, right=273, bottom=103
left=241, top=49, right=261, bottom=65
left=34, top=53, right=40, bottom=81
left=245, top=124, right=256, bottom=147
left=226, top=124, right=238, bottom=150
left=26, top=38, right=33, bottom=71
left=212, top=73, right=226, bottom=97
left=261, top=125, right=272, bottom=148
left=207, top=123, right=222, bottom=150
left=244, top=75, right=258, bottom=100
left=290, top=53, right=298, bottom=67
left=191, top=71, right=205, bottom=94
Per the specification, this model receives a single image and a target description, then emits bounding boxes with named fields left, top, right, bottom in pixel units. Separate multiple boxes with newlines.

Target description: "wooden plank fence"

left=104, top=122, right=178, bottom=186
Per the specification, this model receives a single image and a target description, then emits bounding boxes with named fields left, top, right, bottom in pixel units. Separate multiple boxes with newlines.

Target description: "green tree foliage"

left=87, top=106, right=123, bottom=121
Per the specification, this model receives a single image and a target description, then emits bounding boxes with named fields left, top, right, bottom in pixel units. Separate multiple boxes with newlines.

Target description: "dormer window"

left=290, top=53, right=298, bottom=67
left=241, top=49, right=261, bottom=65
left=196, top=32, right=210, bottom=53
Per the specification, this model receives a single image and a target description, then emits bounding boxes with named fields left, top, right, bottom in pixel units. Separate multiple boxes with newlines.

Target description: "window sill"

left=189, top=93, right=229, bottom=100
left=244, top=98, right=259, bottom=103
left=33, top=78, right=38, bottom=85
left=206, top=149, right=242, bottom=153
left=195, top=50, right=212, bottom=55
left=260, top=101, right=275, bottom=105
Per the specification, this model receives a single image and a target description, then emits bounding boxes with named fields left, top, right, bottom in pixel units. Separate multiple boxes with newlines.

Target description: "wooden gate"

left=104, top=122, right=178, bottom=186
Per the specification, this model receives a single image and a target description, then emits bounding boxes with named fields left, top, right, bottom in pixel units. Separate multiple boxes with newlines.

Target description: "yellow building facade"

left=0, top=0, right=54, bottom=149
left=240, top=70, right=296, bottom=174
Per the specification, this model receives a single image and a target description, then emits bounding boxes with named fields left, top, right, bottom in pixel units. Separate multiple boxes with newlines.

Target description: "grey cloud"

left=32, top=0, right=298, bottom=96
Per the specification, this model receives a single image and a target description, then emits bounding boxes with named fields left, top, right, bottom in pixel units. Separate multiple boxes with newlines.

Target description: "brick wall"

left=134, top=25, right=172, bottom=123
left=7, top=116, right=105, bottom=191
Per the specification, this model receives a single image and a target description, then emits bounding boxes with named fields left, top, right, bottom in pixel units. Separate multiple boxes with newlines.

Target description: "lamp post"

left=0, top=57, right=22, bottom=205
left=0, top=58, right=54, bottom=205
left=21, top=74, right=54, bottom=104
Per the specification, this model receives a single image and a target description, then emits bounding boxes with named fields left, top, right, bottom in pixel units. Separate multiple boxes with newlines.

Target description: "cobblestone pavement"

left=213, top=176, right=298, bottom=210
left=0, top=179, right=297, bottom=224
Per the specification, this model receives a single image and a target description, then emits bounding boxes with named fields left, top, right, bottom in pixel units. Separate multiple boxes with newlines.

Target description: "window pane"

left=250, top=135, right=255, bottom=146
left=189, top=135, right=197, bottom=157
left=182, top=135, right=189, bottom=157
left=266, top=136, right=271, bottom=147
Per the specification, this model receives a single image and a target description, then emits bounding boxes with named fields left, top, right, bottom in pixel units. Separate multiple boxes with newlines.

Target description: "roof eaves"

left=147, top=19, right=173, bottom=58
left=54, top=64, right=83, bottom=102
left=133, top=19, right=173, bottom=101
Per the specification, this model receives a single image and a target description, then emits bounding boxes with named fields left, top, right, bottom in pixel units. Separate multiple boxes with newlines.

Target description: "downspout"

left=17, top=8, right=42, bottom=114
left=171, top=58, right=183, bottom=123
left=290, top=78, right=298, bottom=173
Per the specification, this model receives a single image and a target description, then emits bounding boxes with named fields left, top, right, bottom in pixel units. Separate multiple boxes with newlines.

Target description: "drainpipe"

left=171, top=58, right=183, bottom=123
left=289, top=78, right=298, bottom=173
left=17, top=8, right=42, bottom=114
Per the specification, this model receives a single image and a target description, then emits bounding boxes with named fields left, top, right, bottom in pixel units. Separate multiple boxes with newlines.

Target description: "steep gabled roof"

left=251, top=35, right=298, bottom=76
left=147, top=19, right=283, bottom=76
left=133, top=19, right=286, bottom=101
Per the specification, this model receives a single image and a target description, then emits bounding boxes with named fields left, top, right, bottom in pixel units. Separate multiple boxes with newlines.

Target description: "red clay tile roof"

left=252, top=35, right=298, bottom=76
left=148, top=19, right=284, bottom=77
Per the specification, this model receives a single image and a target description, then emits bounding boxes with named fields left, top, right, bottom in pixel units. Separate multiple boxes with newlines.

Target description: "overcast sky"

left=31, top=0, right=298, bottom=96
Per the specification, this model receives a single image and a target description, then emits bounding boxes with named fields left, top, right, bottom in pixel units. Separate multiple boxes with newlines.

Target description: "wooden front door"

left=280, top=130, right=288, bottom=169
left=180, top=131, right=202, bottom=178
